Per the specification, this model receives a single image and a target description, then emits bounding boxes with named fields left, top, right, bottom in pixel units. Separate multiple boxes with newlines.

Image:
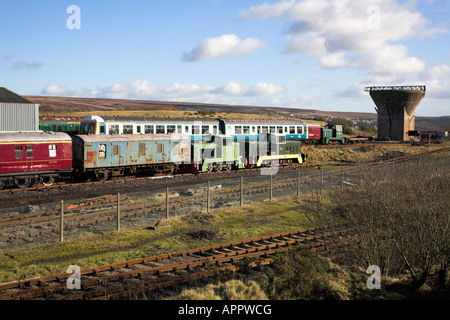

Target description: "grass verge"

left=0, top=195, right=335, bottom=284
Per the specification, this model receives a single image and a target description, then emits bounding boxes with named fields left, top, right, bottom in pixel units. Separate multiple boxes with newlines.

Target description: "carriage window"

left=157, top=144, right=163, bottom=153
left=109, top=125, right=119, bottom=135
left=177, top=125, right=182, bottom=133
left=261, top=126, right=268, bottom=133
left=243, top=126, right=250, bottom=134
left=202, top=125, right=209, bottom=134
left=252, top=126, right=256, bottom=133
left=99, top=144, right=106, bottom=158
left=123, top=125, right=133, bottom=134
left=100, top=125, right=106, bottom=134
left=49, top=145, right=57, bottom=157
left=297, top=126, right=303, bottom=134
left=269, top=126, right=276, bottom=133
left=52, top=124, right=57, bottom=132
left=235, top=126, right=242, bottom=134
left=213, top=125, right=218, bottom=134
left=15, top=145, right=22, bottom=159
left=185, top=126, right=190, bottom=133
left=156, top=125, right=165, bottom=134
left=113, top=145, right=118, bottom=156
left=136, top=126, right=141, bottom=134
left=26, top=145, right=33, bottom=158
left=290, top=126, right=296, bottom=134
left=277, top=126, right=283, bottom=133
left=145, top=125, right=154, bottom=134
left=192, top=125, right=200, bottom=134
left=167, top=125, right=176, bottom=133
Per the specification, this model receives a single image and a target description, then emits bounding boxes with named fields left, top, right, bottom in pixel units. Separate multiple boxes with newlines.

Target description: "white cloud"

left=238, top=0, right=295, bottom=20
left=241, top=0, right=450, bottom=105
left=419, top=64, right=450, bottom=101
left=182, top=34, right=266, bottom=62
left=42, top=80, right=288, bottom=104
left=244, top=1, right=443, bottom=72
left=247, top=82, right=286, bottom=96
left=11, top=60, right=43, bottom=71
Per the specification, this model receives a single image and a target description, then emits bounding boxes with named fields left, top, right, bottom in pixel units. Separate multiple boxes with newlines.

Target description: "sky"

left=1, top=0, right=449, bottom=117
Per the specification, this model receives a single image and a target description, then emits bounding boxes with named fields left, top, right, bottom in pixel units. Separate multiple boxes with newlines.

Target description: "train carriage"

left=39, top=117, right=82, bottom=136
left=80, top=116, right=220, bottom=141
left=219, top=118, right=307, bottom=141
left=186, top=135, right=244, bottom=173
left=245, top=133, right=307, bottom=167
left=306, top=123, right=321, bottom=144
left=72, top=133, right=191, bottom=180
left=0, top=132, right=73, bottom=189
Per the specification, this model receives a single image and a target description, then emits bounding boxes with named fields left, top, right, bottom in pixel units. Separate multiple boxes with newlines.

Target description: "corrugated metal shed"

left=0, top=87, right=39, bottom=132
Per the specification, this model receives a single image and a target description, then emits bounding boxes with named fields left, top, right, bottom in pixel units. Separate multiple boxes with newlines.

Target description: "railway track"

left=1, top=146, right=448, bottom=243
left=0, top=224, right=354, bottom=300
left=0, top=161, right=309, bottom=195
left=0, top=143, right=446, bottom=198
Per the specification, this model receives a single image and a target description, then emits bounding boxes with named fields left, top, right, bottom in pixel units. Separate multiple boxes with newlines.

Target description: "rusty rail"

left=0, top=224, right=353, bottom=300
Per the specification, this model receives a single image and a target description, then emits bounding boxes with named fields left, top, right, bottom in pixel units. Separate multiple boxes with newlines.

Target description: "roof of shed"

left=0, top=87, right=34, bottom=104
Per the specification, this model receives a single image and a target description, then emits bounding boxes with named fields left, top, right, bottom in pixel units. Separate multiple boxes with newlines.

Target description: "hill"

left=25, top=95, right=449, bottom=131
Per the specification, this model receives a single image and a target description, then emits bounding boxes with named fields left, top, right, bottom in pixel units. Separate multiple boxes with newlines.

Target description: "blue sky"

left=1, top=0, right=449, bottom=116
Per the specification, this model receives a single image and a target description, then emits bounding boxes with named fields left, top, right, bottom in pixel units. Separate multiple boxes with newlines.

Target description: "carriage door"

left=111, top=143, right=126, bottom=166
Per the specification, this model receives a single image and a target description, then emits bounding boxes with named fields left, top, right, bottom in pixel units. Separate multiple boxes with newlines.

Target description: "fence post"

left=270, top=174, right=273, bottom=202
left=207, top=181, right=210, bottom=212
left=60, top=200, right=64, bottom=243
left=240, top=176, right=243, bottom=207
left=117, top=193, right=120, bottom=232
left=297, top=171, right=300, bottom=198
left=166, top=187, right=169, bottom=219
left=320, top=169, right=323, bottom=195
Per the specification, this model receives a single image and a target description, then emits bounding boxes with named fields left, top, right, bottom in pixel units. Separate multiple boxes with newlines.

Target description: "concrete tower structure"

left=365, top=86, right=426, bottom=141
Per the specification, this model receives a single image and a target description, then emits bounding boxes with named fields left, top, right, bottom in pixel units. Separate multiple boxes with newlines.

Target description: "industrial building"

left=0, top=87, right=39, bottom=132
left=365, top=86, right=426, bottom=141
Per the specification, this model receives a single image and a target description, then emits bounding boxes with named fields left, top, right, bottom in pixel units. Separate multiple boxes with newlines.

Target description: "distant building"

left=0, top=87, right=39, bottom=132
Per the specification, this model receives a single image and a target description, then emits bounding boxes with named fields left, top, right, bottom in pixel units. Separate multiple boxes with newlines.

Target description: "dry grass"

left=176, top=280, right=268, bottom=300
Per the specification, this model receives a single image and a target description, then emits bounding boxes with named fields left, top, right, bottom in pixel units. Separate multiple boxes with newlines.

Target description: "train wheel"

left=42, top=176, right=55, bottom=187
left=15, top=177, right=31, bottom=189
left=95, top=170, right=109, bottom=181
left=206, top=164, right=214, bottom=172
left=223, top=163, right=232, bottom=171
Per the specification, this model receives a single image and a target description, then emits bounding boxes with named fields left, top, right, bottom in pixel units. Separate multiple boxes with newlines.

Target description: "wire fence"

left=2, top=156, right=442, bottom=248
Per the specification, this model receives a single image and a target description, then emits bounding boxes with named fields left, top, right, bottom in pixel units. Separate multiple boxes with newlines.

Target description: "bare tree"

left=329, top=157, right=449, bottom=291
